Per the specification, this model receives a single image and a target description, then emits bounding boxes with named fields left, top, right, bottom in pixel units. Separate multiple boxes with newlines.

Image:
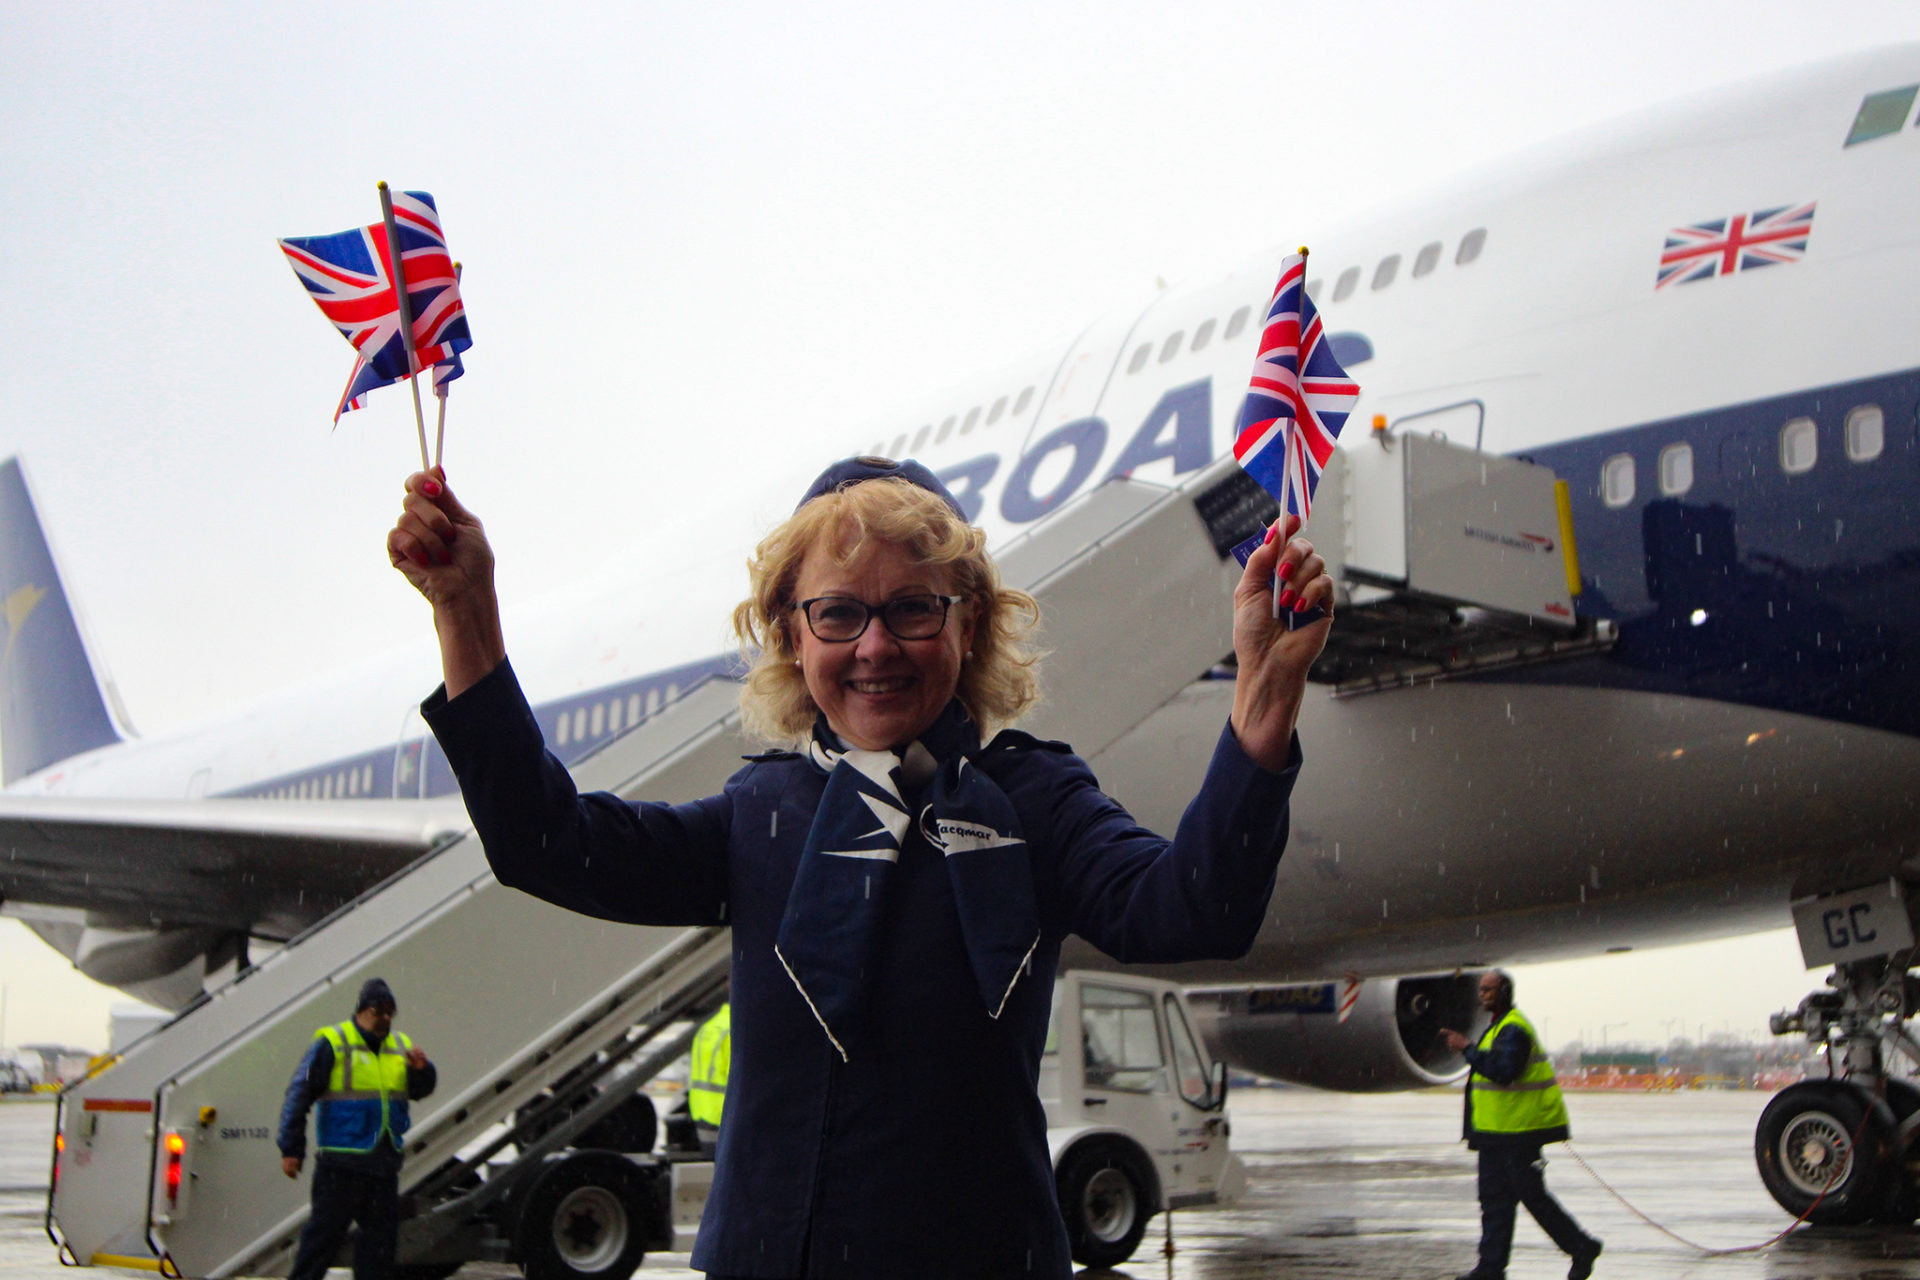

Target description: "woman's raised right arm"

left=388, top=468, right=506, bottom=698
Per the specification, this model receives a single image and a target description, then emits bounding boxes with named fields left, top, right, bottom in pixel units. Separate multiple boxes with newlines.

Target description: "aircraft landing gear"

left=1763, top=953, right=1920, bottom=1224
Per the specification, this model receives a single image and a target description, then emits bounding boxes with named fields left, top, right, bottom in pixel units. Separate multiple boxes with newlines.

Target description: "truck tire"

left=1056, top=1139, right=1156, bottom=1268
left=515, top=1152, right=651, bottom=1280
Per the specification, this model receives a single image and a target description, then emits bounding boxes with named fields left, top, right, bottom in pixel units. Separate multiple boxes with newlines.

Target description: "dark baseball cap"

left=794, top=456, right=967, bottom=520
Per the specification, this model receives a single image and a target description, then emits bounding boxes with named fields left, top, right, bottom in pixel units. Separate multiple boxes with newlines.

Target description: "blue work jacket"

left=426, top=660, right=1299, bottom=1280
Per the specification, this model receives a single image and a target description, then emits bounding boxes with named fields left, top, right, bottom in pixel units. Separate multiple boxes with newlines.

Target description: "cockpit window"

left=1844, top=85, right=1919, bottom=147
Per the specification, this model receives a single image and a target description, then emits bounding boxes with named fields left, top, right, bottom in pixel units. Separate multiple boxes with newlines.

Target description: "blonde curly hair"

left=731, top=477, right=1042, bottom=746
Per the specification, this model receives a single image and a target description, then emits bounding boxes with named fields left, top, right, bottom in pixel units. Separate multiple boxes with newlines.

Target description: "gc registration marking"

left=1792, top=881, right=1915, bottom=968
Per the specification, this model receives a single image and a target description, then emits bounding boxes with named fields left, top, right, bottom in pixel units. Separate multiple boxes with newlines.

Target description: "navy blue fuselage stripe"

left=222, top=360, right=1920, bottom=805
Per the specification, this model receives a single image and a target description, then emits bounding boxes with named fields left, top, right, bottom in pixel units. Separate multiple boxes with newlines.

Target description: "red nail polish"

left=423, top=479, right=443, bottom=497
left=1275, top=588, right=1297, bottom=610
left=1277, top=560, right=1294, bottom=584
left=1263, top=524, right=1277, bottom=545
left=1293, top=595, right=1312, bottom=614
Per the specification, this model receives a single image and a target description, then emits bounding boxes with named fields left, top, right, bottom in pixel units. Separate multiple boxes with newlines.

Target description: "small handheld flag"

left=1229, top=249, right=1359, bottom=622
left=279, top=188, right=473, bottom=466
left=1230, top=249, right=1360, bottom=524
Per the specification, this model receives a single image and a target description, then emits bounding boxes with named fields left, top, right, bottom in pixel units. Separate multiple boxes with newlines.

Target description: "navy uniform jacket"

left=426, top=660, right=1300, bottom=1280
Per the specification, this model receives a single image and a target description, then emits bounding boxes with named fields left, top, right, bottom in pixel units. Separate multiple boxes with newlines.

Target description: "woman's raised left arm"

left=1228, top=514, right=1334, bottom=771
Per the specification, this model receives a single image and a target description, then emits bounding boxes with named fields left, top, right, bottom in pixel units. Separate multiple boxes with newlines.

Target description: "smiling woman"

left=385, top=454, right=1334, bottom=1278
left=729, top=462, right=1040, bottom=751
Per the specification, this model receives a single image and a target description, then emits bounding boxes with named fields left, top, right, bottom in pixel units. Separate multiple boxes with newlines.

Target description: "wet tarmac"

left=10, top=1088, right=1920, bottom=1279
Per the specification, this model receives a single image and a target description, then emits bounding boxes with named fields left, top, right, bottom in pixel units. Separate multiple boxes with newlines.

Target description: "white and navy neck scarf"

left=774, top=703, right=1041, bottom=1060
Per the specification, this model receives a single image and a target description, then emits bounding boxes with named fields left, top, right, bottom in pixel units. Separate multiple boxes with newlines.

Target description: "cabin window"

left=1190, top=318, right=1216, bottom=352
left=889, top=434, right=907, bottom=457
left=1601, top=454, right=1636, bottom=508
left=590, top=703, right=605, bottom=738
left=572, top=708, right=589, bottom=742
left=607, top=700, right=623, bottom=733
left=961, top=406, right=981, bottom=434
left=1371, top=255, right=1401, bottom=291
left=1413, top=241, right=1442, bottom=278
left=1305, top=279, right=1321, bottom=300
left=1165, top=995, right=1212, bottom=1108
left=1658, top=443, right=1694, bottom=496
left=934, top=417, right=954, bottom=443
left=1013, top=386, right=1034, bottom=415
left=985, top=396, right=1007, bottom=427
left=628, top=693, right=643, bottom=724
left=646, top=688, right=661, bottom=716
left=1332, top=267, right=1360, bottom=302
left=1846, top=404, right=1884, bottom=461
left=1779, top=417, right=1818, bottom=474
left=1457, top=228, right=1487, bottom=265
left=911, top=424, right=932, bottom=452
left=555, top=713, right=571, bottom=745
left=1223, top=306, right=1251, bottom=341
left=1158, top=331, right=1184, bottom=363
left=1845, top=85, right=1919, bottom=147
left=1080, top=983, right=1167, bottom=1093
left=1127, top=343, right=1151, bottom=375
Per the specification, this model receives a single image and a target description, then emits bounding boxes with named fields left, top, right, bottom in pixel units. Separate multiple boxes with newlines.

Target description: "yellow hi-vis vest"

left=689, top=1004, right=731, bottom=1128
left=315, top=1021, right=414, bottom=1154
left=1468, top=1007, right=1569, bottom=1136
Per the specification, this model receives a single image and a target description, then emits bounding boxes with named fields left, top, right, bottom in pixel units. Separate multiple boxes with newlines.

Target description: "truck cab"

left=1040, top=970, right=1245, bottom=1268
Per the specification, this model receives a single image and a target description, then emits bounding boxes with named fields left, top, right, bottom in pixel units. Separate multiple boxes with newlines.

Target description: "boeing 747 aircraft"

left=6, top=42, right=1919, bottom=1222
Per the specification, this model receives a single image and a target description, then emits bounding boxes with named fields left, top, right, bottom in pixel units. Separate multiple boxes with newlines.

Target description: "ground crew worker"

left=688, top=1002, right=731, bottom=1153
left=1441, top=971, right=1602, bottom=1280
left=277, top=977, right=436, bottom=1280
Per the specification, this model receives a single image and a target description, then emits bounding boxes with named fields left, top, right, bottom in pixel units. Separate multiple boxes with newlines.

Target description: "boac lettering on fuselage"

left=933, top=379, right=1216, bottom=525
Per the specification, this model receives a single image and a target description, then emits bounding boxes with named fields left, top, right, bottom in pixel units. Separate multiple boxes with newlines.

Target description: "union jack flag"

left=1656, top=202, right=1816, bottom=289
left=1231, top=253, right=1361, bottom=522
left=280, top=191, right=472, bottom=417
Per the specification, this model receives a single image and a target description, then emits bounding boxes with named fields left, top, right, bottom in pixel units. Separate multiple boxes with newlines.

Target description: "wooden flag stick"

left=377, top=181, right=430, bottom=471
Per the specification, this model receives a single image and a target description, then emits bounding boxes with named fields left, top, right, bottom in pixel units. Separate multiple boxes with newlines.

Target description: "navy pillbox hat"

left=795, top=456, right=968, bottom=520
left=356, top=977, right=397, bottom=1013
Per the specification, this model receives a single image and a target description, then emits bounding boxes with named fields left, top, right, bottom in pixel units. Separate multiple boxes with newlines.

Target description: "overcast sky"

left=2, top=3, right=1914, bottom=1054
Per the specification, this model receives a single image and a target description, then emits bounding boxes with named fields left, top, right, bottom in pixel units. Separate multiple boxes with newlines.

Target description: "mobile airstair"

left=47, top=440, right=1588, bottom=1278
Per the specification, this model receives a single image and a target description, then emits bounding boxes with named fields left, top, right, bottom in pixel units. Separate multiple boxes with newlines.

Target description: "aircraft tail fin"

left=0, top=459, right=130, bottom=784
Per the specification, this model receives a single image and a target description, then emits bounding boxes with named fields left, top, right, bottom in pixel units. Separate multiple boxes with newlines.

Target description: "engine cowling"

left=1185, top=972, right=1483, bottom=1092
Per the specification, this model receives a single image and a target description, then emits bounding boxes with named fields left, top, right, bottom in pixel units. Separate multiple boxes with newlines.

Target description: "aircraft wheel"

left=1057, top=1139, right=1156, bottom=1268
left=1872, top=1079, right=1920, bottom=1224
left=516, top=1152, right=650, bottom=1280
left=1755, top=1080, right=1896, bottom=1224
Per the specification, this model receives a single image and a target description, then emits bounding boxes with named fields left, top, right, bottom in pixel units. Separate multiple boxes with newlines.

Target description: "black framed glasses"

left=793, top=594, right=962, bottom=643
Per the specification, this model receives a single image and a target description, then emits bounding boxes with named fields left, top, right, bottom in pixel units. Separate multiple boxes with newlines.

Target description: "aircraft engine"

left=1185, top=972, right=1484, bottom=1092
